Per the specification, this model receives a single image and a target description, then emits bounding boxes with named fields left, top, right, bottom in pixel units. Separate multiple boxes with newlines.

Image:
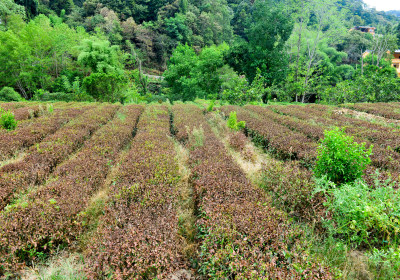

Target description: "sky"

left=363, top=0, right=400, bottom=11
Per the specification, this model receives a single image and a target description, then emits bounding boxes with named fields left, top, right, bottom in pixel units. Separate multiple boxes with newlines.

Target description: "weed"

left=227, top=111, right=245, bottom=131
left=47, top=104, right=54, bottom=114
left=0, top=109, right=18, bottom=130
left=189, top=126, right=205, bottom=148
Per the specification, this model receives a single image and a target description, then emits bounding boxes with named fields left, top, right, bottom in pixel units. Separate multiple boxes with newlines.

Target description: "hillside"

left=1, top=101, right=400, bottom=278
left=1, top=0, right=400, bottom=105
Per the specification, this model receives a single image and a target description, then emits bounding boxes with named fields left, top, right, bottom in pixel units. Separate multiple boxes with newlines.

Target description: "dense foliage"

left=0, top=109, right=17, bottom=130
left=0, top=0, right=399, bottom=103
left=314, top=128, right=373, bottom=184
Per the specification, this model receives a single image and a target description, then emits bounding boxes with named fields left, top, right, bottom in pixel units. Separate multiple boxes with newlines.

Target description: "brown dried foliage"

left=220, top=106, right=317, bottom=162
left=172, top=104, right=332, bottom=279
left=0, top=105, right=143, bottom=275
left=85, top=106, right=186, bottom=279
left=0, top=105, right=92, bottom=161
left=273, top=105, right=400, bottom=174
left=0, top=104, right=119, bottom=211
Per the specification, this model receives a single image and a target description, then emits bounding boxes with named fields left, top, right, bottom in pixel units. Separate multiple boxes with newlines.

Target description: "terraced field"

left=1, top=101, right=400, bottom=279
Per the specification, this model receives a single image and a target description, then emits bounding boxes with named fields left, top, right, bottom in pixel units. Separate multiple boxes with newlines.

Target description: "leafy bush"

left=82, top=72, right=127, bottom=103
left=206, top=100, right=215, bottom=112
left=227, top=111, right=245, bottom=131
left=221, top=71, right=264, bottom=105
left=0, top=109, right=18, bottom=130
left=368, top=247, right=400, bottom=279
left=314, top=127, right=372, bottom=184
left=0, top=87, right=23, bottom=102
left=314, top=176, right=400, bottom=246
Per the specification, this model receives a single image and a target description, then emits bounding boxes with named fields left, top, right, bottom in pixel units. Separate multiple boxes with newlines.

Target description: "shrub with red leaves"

left=228, top=131, right=247, bottom=151
left=0, top=105, right=92, bottom=161
left=85, top=106, right=186, bottom=280
left=0, top=105, right=143, bottom=276
left=0, top=104, right=119, bottom=211
left=172, top=104, right=333, bottom=279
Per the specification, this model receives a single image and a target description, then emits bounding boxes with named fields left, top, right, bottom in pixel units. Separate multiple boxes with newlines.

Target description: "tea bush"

left=314, top=127, right=372, bottom=184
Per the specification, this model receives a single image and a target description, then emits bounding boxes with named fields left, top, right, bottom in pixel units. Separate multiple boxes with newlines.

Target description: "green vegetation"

left=315, top=177, right=400, bottom=247
left=0, top=0, right=399, bottom=104
left=314, top=127, right=373, bottom=184
left=0, top=87, right=23, bottom=102
left=0, top=109, right=17, bottom=130
left=227, top=111, right=245, bottom=131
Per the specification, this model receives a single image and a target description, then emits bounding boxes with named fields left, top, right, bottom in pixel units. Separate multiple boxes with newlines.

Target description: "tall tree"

left=227, top=0, right=293, bottom=85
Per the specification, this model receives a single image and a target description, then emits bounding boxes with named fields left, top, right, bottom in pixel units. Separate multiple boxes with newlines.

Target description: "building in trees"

left=353, top=26, right=376, bottom=35
left=391, top=50, right=400, bottom=77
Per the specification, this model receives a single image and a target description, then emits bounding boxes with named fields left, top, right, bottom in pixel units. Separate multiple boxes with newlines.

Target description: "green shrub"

left=82, top=72, right=127, bottom=103
left=0, top=109, right=18, bottom=130
left=368, top=247, right=400, bottom=279
left=227, top=111, right=245, bottom=131
left=0, top=87, right=23, bottom=102
left=206, top=100, right=215, bottom=112
left=314, top=176, right=400, bottom=246
left=314, top=127, right=372, bottom=184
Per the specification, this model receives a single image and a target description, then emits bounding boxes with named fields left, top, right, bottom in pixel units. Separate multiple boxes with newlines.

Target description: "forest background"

left=1, top=0, right=400, bottom=105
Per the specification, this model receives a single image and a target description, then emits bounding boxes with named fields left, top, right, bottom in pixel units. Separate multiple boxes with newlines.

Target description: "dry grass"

left=0, top=151, right=26, bottom=168
left=207, top=112, right=270, bottom=185
left=173, top=139, right=197, bottom=259
left=21, top=252, right=85, bottom=280
left=334, top=108, right=400, bottom=128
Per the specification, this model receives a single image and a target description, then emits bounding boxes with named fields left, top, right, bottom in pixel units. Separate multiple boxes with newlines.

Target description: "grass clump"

left=0, top=109, right=18, bottom=130
left=188, top=126, right=204, bottom=148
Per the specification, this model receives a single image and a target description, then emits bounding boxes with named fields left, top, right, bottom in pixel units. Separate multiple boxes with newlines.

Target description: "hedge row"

left=172, top=104, right=332, bottom=279
left=220, top=105, right=317, bottom=162
left=0, top=104, right=119, bottom=211
left=247, top=105, right=324, bottom=140
left=344, top=102, right=400, bottom=120
left=0, top=105, right=92, bottom=161
left=85, top=106, right=186, bottom=279
left=0, top=105, right=143, bottom=275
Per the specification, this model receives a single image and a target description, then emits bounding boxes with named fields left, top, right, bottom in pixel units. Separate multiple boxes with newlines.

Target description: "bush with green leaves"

left=221, top=70, right=265, bottom=105
left=314, top=176, right=400, bottom=247
left=0, top=87, right=23, bottom=102
left=0, top=109, right=17, bottom=130
left=227, top=111, right=245, bottom=131
left=314, top=127, right=372, bottom=184
left=82, top=72, right=127, bottom=103
left=368, top=247, right=400, bottom=279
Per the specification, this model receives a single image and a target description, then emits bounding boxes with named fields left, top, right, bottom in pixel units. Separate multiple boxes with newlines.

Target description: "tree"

left=371, top=31, right=398, bottom=67
left=0, top=15, right=90, bottom=98
left=78, top=39, right=124, bottom=74
left=49, top=0, right=75, bottom=14
left=14, top=0, right=37, bottom=19
left=163, top=43, right=231, bottom=101
left=227, top=0, right=293, bottom=85
left=163, top=44, right=198, bottom=101
left=336, top=30, right=372, bottom=75
left=287, top=0, right=345, bottom=102
left=0, top=0, right=26, bottom=27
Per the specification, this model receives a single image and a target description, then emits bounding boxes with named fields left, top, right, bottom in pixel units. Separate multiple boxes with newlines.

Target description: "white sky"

left=363, top=0, right=400, bottom=12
